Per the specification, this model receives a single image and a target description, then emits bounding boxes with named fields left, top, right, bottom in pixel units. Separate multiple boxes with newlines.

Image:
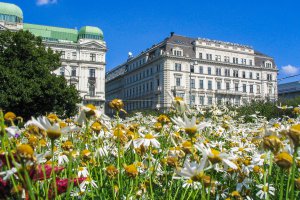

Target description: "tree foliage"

left=0, top=30, right=81, bottom=119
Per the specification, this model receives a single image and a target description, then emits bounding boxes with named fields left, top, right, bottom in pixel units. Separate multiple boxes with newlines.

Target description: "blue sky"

left=8, top=0, right=300, bottom=83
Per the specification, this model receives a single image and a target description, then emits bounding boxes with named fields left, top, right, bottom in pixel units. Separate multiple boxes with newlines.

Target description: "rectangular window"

left=199, top=53, right=203, bottom=59
left=199, top=66, right=203, bottom=74
left=71, top=67, right=76, bottom=77
left=199, top=96, right=204, bottom=105
left=89, top=86, right=95, bottom=97
left=206, top=54, right=212, bottom=60
left=249, top=60, right=253, bottom=66
left=90, top=53, right=96, bottom=61
left=208, top=97, right=213, bottom=105
left=89, top=68, right=96, bottom=77
left=216, top=68, right=221, bottom=76
left=190, top=79, right=195, bottom=89
left=267, top=74, right=272, bottom=81
left=235, top=83, right=239, bottom=91
left=242, top=71, right=246, bottom=78
left=215, top=55, right=221, bottom=61
left=217, top=81, right=221, bottom=90
left=60, top=66, right=65, bottom=76
left=226, top=82, right=230, bottom=90
left=257, top=85, right=261, bottom=94
left=191, top=95, right=195, bottom=105
left=190, top=65, right=194, bottom=73
left=225, top=69, right=230, bottom=77
left=243, top=84, right=247, bottom=93
left=72, top=52, right=77, bottom=60
left=249, top=72, right=253, bottom=79
left=208, top=67, right=211, bottom=75
left=256, top=73, right=260, bottom=80
left=250, top=85, right=254, bottom=93
left=208, top=80, right=212, bottom=90
left=233, top=70, right=239, bottom=78
left=224, top=56, right=230, bottom=62
left=175, top=63, right=181, bottom=71
left=199, top=80, right=204, bottom=89
left=241, top=58, right=246, bottom=65
left=175, top=77, right=181, bottom=86
left=233, top=57, right=238, bottom=64
left=60, top=51, right=65, bottom=59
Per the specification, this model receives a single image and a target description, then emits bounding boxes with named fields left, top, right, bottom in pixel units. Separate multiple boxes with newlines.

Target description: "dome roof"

left=79, top=26, right=103, bottom=36
left=0, top=2, right=23, bottom=19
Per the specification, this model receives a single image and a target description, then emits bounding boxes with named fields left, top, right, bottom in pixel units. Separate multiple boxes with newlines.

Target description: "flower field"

left=1, top=98, right=300, bottom=200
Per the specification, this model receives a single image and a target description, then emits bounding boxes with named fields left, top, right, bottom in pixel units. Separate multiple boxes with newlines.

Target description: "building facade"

left=0, top=2, right=106, bottom=109
left=106, top=33, right=278, bottom=114
left=278, top=81, right=300, bottom=99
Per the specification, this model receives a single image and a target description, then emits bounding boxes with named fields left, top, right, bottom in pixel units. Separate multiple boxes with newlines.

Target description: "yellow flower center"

left=184, top=126, right=197, bottom=136
left=4, top=112, right=16, bottom=121
left=145, top=133, right=154, bottom=139
left=47, top=129, right=62, bottom=140
left=262, top=185, right=269, bottom=192
left=17, top=144, right=34, bottom=159
left=208, top=149, right=222, bottom=164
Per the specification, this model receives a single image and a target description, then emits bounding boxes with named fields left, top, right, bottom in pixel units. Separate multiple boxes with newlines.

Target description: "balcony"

left=215, top=89, right=243, bottom=96
left=172, top=86, right=185, bottom=91
left=69, top=76, right=79, bottom=83
left=88, top=77, right=96, bottom=85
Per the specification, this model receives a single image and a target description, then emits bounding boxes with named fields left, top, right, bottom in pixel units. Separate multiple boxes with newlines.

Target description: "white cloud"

left=281, top=65, right=299, bottom=75
left=36, top=0, right=57, bottom=6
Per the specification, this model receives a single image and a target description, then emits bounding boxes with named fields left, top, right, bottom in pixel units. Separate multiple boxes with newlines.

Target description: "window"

left=199, top=53, right=203, bottom=59
left=257, top=85, right=261, bottom=94
left=199, top=96, right=204, bottom=105
left=191, top=95, right=195, bottom=105
left=235, top=83, right=239, bottom=91
left=256, top=73, right=260, bottom=80
left=208, top=97, right=213, bottom=105
left=250, top=85, right=253, bottom=93
left=241, top=59, right=246, bottom=65
left=224, top=56, right=230, bottom=62
left=199, top=66, right=203, bottom=74
left=249, top=72, right=253, bottom=79
left=206, top=54, right=212, bottom=60
left=217, top=81, right=221, bottom=90
left=266, top=62, right=272, bottom=68
left=226, top=82, right=230, bottom=90
left=176, top=78, right=181, bottom=86
left=243, top=84, right=247, bottom=93
left=89, top=68, right=96, bottom=77
left=216, top=68, right=221, bottom=76
left=175, top=63, right=181, bottom=71
left=72, top=52, right=77, bottom=60
left=269, top=86, right=273, bottom=94
left=233, top=57, right=238, bottom=64
left=233, top=70, right=239, bottom=77
left=242, top=71, right=246, bottom=78
left=71, top=67, right=76, bottom=77
left=89, top=86, right=95, bottom=97
left=190, top=79, right=195, bottom=89
left=90, top=53, right=96, bottom=61
left=173, top=49, right=182, bottom=56
left=225, top=69, right=230, bottom=77
left=190, top=65, right=194, bottom=73
left=215, top=55, right=221, bottom=61
left=208, top=80, right=212, bottom=90
left=267, top=74, right=272, bottom=81
left=249, top=60, right=253, bottom=66
left=157, top=79, right=160, bottom=86
left=208, top=67, right=211, bottom=75
left=199, top=80, right=204, bottom=89
left=60, top=51, right=65, bottom=59
left=60, top=66, right=65, bottom=76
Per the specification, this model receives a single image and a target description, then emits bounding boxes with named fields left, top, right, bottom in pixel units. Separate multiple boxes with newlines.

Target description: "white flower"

left=5, top=126, right=21, bottom=138
left=77, top=167, right=89, bottom=177
left=79, top=177, right=98, bottom=190
left=172, top=114, right=210, bottom=134
left=58, top=153, right=69, bottom=165
left=0, top=167, right=18, bottom=181
left=95, top=147, right=108, bottom=157
left=134, top=132, right=160, bottom=148
left=256, top=183, right=275, bottom=199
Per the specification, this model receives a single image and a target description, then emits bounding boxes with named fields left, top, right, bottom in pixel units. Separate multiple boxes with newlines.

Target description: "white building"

left=106, top=32, right=278, bottom=113
left=0, top=2, right=106, bottom=109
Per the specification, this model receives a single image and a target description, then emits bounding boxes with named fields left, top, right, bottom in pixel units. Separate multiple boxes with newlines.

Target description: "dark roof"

left=254, top=50, right=271, bottom=58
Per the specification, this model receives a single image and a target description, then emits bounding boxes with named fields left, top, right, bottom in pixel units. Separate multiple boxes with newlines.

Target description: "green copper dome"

left=0, top=2, right=23, bottom=19
left=78, top=26, right=103, bottom=40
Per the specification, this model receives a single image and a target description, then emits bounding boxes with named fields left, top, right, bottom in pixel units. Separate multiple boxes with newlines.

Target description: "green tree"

left=0, top=30, right=81, bottom=119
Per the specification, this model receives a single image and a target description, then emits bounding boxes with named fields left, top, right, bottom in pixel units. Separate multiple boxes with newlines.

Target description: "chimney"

left=170, top=32, right=174, bottom=37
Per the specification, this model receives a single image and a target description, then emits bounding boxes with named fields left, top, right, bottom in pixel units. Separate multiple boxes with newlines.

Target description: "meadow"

left=1, top=98, right=300, bottom=200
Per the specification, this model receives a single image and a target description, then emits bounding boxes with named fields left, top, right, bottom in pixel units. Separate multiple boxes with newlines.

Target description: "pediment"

left=80, top=41, right=106, bottom=50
